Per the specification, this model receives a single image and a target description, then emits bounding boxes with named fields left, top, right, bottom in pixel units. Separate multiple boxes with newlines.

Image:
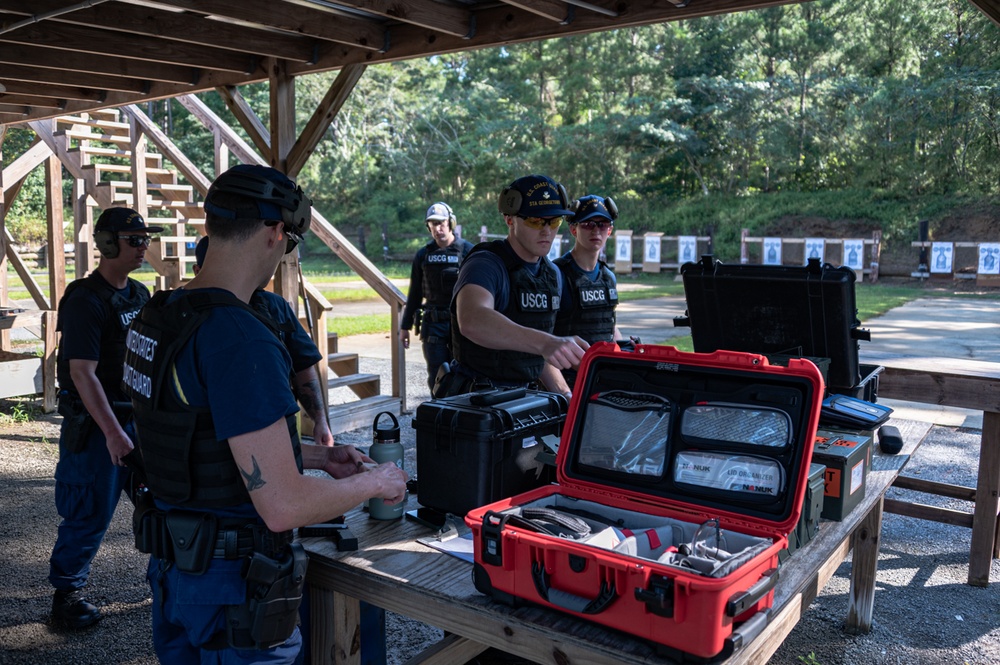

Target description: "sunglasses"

left=265, top=220, right=302, bottom=254
left=121, top=235, right=152, bottom=248
left=575, top=220, right=614, bottom=231
left=519, top=216, right=563, bottom=230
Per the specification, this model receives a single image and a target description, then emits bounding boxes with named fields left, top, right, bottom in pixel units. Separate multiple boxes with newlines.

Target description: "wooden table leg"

left=968, top=411, right=1000, bottom=587
left=846, top=496, right=884, bottom=634
left=309, top=585, right=362, bottom=665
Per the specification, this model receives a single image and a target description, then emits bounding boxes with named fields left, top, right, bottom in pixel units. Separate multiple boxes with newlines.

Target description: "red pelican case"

left=466, top=343, right=824, bottom=660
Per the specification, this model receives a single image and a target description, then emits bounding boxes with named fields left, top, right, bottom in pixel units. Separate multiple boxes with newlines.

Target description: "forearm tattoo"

left=239, top=455, right=267, bottom=492
left=297, top=377, right=326, bottom=421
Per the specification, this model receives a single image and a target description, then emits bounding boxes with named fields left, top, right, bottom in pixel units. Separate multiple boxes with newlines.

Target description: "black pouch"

left=226, top=542, right=309, bottom=649
left=164, top=511, right=218, bottom=575
left=432, top=362, right=475, bottom=398
left=61, top=410, right=94, bottom=454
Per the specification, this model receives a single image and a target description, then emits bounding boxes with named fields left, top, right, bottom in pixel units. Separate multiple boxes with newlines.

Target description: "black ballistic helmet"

left=204, top=164, right=312, bottom=238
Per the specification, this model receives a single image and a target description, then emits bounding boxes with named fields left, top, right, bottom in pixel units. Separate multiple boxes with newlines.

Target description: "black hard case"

left=413, top=389, right=568, bottom=517
left=677, top=256, right=871, bottom=393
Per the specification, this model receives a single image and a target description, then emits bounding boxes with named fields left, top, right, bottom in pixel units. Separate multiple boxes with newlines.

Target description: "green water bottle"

left=368, top=411, right=405, bottom=520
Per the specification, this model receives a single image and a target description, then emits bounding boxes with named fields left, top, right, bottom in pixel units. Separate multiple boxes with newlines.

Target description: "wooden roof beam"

left=286, top=64, right=366, bottom=178
left=323, top=0, right=474, bottom=38
left=0, top=80, right=107, bottom=103
left=968, top=0, right=1000, bottom=28
left=0, top=64, right=152, bottom=95
left=503, top=0, right=575, bottom=24
left=0, top=0, right=322, bottom=64
left=0, top=20, right=260, bottom=74
left=0, top=95, right=67, bottom=110
left=216, top=86, right=272, bottom=164
left=0, top=43, right=202, bottom=86
left=152, top=0, right=387, bottom=52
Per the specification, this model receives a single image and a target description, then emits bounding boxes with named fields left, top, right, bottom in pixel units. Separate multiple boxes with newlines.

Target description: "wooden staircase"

left=34, top=109, right=402, bottom=436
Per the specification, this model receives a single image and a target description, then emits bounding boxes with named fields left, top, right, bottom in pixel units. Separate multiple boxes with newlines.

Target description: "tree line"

left=4, top=0, right=998, bottom=261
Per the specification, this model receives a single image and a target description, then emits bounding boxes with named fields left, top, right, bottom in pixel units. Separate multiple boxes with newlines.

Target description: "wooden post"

left=0, top=126, right=8, bottom=351
left=45, top=155, right=66, bottom=309
left=42, top=310, right=57, bottom=412
left=845, top=496, right=884, bottom=633
left=613, top=229, right=632, bottom=274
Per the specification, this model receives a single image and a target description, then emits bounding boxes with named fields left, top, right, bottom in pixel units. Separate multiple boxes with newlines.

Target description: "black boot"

left=51, top=589, right=101, bottom=630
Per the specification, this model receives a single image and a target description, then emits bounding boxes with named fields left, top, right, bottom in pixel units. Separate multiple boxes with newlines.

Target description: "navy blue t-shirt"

left=254, top=290, right=322, bottom=373
left=453, top=239, right=560, bottom=311
left=166, top=288, right=298, bottom=442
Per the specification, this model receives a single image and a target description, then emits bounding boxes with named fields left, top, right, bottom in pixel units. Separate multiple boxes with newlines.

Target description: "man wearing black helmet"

left=123, top=164, right=407, bottom=663
left=400, top=201, right=474, bottom=391
left=49, top=207, right=162, bottom=630
left=553, top=194, right=624, bottom=391
left=439, top=174, right=588, bottom=397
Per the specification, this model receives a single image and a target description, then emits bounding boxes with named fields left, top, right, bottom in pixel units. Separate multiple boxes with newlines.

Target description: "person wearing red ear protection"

left=400, top=202, right=474, bottom=391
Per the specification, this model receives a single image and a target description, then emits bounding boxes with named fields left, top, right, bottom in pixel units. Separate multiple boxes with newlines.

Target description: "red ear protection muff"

left=94, top=229, right=120, bottom=259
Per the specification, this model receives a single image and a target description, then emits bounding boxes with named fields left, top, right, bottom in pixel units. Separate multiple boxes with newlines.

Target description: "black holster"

left=225, top=542, right=309, bottom=650
left=134, top=507, right=219, bottom=575
left=413, top=308, right=423, bottom=337
left=58, top=397, right=93, bottom=454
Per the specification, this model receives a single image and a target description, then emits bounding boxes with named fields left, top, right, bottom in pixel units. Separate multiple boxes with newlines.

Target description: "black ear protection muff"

left=94, top=229, right=120, bottom=259
left=604, top=196, right=619, bottom=220
left=571, top=195, right=619, bottom=223
left=204, top=166, right=312, bottom=237
left=498, top=179, right=570, bottom=217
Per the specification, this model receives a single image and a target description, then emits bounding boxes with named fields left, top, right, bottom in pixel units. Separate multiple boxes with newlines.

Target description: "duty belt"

left=421, top=307, right=450, bottom=323
left=213, top=523, right=293, bottom=560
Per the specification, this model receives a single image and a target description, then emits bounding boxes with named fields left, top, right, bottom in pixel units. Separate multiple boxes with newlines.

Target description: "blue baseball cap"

left=571, top=195, right=617, bottom=225
left=500, top=174, right=575, bottom=218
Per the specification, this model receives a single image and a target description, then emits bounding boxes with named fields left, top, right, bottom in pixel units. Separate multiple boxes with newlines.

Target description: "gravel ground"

left=1, top=349, right=998, bottom=664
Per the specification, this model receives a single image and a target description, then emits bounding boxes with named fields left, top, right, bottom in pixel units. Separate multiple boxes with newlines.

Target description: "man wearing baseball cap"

left=399, top=201, right=474, bottom=391
left=49, top=206, right=162, bottom=630
left=437, top=174, right=588, bottom=397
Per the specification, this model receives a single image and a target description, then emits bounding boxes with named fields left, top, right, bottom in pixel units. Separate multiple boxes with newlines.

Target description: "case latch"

left=635, top=575, right=675, bottom=618
left=480, top=510, right=506, bottom=567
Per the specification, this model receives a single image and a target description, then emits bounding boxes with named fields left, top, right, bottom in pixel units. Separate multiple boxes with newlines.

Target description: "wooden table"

left=303, top=419, right=931, bottom=665
left=863, top=352, right=1000, bottom=586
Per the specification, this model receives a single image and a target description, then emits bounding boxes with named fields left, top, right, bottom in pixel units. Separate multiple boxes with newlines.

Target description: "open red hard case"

left=466, top=343, right=824, bottom=660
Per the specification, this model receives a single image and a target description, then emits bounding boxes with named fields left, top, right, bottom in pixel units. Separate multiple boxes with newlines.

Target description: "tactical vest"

left=250, top=290, right=297, bottom=348
left=452, top=240, right=559, bottom=384
left=552, top=256, right=618, bottom=344
left=420, top=239, right=472, bottom=311
left=57, top=272, right=149, bottom=402
left=122, top=290, right=302, bottom=509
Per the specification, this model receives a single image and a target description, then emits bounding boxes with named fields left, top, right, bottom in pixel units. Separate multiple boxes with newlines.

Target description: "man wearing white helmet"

left=399, top=202, right=474, bottom=391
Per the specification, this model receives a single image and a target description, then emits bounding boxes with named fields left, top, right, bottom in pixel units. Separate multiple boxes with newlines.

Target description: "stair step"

left=56, top=116, right=131, bottom=132
left=57, top=128, right=133, bottom=146
left=83, top=163, right=175, bottom=178
left=97, top=181, right=195, bottom=199
left=327, top=395, right=402, bottom=435
left=327, top=372, right=380, bottom=390
left=68, top=146, right=163, bottom=167
left=328, top=331, right=339, bottom=354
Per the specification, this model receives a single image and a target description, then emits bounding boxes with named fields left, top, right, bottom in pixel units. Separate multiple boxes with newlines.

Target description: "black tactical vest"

left=420, top=239, right=472, bottom=310
left=451, top=240, right=559, bottom=384
left=122, top=290, right=302, bottom=509
left=552, top=256, right=618, bottom=344
left=57, top=272, right=149, bottom=402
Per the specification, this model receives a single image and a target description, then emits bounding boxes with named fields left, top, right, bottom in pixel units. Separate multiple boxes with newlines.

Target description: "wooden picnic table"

left=303, top=418, right=932, bottom=665
left=863, top=352, right=1000, bottom=587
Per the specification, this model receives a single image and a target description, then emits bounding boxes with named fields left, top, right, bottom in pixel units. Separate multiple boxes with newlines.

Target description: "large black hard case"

left=677, top=256, right=871, bottom=394
left=413, top=389, right=568, bottom=517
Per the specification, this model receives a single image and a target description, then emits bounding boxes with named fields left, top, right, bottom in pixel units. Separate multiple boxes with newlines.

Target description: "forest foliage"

left=3, top=0, right=999, bottom=262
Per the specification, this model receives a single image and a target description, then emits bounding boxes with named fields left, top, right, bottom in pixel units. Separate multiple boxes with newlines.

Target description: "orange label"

left=824, top=467, right=842, bottom=498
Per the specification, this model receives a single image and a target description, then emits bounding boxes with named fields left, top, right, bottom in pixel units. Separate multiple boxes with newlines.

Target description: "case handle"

left=725, top=567, right=778, bottom=618
left=531, top=561, right=617, bottom=615
left=719, top=608, right=771, bottom=658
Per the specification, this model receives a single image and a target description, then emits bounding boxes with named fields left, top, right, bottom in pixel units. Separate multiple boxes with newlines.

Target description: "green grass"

left=328, top=313, right=391, bottom=337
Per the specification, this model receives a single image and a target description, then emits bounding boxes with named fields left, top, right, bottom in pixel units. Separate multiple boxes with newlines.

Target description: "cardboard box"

left=813, top=428, right=872, bottom=520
